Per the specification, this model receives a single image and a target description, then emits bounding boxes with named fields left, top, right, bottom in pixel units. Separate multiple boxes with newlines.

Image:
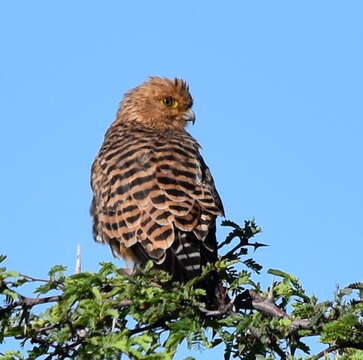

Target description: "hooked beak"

left=183, top=109, right=196, bottom=125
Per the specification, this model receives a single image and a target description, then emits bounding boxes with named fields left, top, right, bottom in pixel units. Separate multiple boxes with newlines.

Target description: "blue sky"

left=1, top=1, right=362, bottom=358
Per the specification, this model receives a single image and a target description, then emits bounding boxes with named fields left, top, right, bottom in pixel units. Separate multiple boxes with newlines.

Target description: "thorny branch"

left=221, top=241, right=267, bottom=261
left=0, top=276, right=313, bottom=335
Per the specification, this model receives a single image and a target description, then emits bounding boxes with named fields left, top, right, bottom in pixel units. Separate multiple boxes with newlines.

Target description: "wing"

left=91, top=123, right=224, bottom=277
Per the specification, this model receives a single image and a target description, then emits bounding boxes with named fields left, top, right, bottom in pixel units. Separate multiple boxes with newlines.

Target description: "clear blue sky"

left=1, top=1, right=362, bottom=358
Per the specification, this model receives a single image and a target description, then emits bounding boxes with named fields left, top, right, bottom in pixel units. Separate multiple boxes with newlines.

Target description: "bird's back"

left=91, top=121, right=224, bottom=281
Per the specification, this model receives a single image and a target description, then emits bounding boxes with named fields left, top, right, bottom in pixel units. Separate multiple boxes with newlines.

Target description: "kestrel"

left=91, top=77, right=224, bottom=282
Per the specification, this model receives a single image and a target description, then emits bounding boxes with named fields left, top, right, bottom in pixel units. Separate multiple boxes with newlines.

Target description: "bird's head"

left=116, top=77, right=195, bottom=131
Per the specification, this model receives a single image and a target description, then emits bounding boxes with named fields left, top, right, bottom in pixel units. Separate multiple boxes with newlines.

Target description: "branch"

left=1, top=294, right=62, bottom=315
left=249, top=290, right=286, bottom=318
left=129, top=323, right=160, bottom=335
left=290, top=318, right=311, bottom=332
left=20, top=295, right=61, bottom=307
left=235, top=289, right=286, bottom=318
left=19, top=273, right=50, bottom=283
left=1, top=279, right=62, bottom=315
left=314, top=342, right=363, bottom=359
left=234, top=289, right=314, bottom=337
left=199, top=298, right=235, bottom=316
left=114, top=299, right=133, bottom=308
left=17, top=273, right=65, bottom=290
left=314, top=345, right=340, bottom=359
left=220, top=241, right=247, bottom=259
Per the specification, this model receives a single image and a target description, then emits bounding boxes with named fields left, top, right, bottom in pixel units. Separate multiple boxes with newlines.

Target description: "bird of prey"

left=90, top=77, right=224, bottom=282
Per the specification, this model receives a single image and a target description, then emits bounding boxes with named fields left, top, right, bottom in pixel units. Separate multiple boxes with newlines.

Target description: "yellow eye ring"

left=161, top=97, right=178, bottom=109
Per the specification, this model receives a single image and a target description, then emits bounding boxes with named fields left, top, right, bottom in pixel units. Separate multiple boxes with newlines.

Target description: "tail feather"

left=127, top=223, right=228, bottom=309
left=128, top=222, right=219, bottom=283
left=157, top=231, right=201, bottom=282
left=157, top=224, right=219, bottom=284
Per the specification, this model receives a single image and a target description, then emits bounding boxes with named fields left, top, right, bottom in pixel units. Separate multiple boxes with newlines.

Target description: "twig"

left=267, top=280, right=274, bottom=302
left=235, top=289, right=313, bottom=335
left=128, top=318, right=170, bottom=335
left=0, top=279, right=62, bottom=314
left=75, top=245, right=81, bottom=274
left=115, top=299, right=133, bottom=307
left=129, top=323, right=157, bottom=335
left=18, top=273, right=64, bottom=291
left=314, top=344, right=340, bottom=359
left=221, top=241, right=265, bottom=260
left=220, top=241, right=247, bottom=259
left=290, top=318, right=311, bottom=332
left=249, top=290, right=286, bottom=318
left=199, top=298, right=234, bottom=316
left=38, top=323, right=59, bottom=333
left=248, top=290, right=314, bottom=333
left=314, top=342, right=363, bottom=359
left=16, top=294, right=131, bottom=310
left=19, top=273, right=50, bottom=283
left=20, top=295, right=61, bottom=307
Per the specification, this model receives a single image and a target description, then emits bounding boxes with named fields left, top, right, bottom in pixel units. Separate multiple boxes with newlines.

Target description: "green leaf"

left=3, top=289, right=18, bottom=300
left=91, top=286, right=102, bottom=303
left=236, top=316, right=253, bottom=333
left=131, top=333, right=154, bottom=352
left=243, top=258, right=263, bottom=273
left=3, top=271, right=19, bottom=278
left=0, top=351, right=25, bottom=360
left=268, top=268, right=292, bottom=279
left=48, top=265, right=67, bottom=280
left=321, top=314, right=360, bottom=343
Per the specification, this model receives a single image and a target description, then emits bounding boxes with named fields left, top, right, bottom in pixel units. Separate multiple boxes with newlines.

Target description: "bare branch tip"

left=75, top=245, right=81, bottom=274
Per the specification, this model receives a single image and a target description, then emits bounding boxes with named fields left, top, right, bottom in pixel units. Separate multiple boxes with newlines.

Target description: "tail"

left=129, top=223, right=229, bottom=309
left=156, top=225, right=217, bottom=282
left=157, top=225, right=229, bottom=309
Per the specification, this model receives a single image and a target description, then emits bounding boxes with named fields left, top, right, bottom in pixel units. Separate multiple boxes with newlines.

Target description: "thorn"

left=75, top=245, right=81, bottom=274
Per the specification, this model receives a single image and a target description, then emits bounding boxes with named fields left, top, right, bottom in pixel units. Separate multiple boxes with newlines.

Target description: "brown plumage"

left=91, top=77, right=224, bottom=282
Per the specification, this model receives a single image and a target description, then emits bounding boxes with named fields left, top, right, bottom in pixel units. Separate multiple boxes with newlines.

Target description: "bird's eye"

left=161, top=97, right=178, bottom=108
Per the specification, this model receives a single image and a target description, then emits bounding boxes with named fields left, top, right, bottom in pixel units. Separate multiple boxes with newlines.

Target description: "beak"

left=183, top=109, right=196, bottom=125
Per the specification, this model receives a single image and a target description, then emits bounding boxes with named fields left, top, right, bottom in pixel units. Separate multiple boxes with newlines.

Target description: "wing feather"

left=90, top=123, right=223, bottom=269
